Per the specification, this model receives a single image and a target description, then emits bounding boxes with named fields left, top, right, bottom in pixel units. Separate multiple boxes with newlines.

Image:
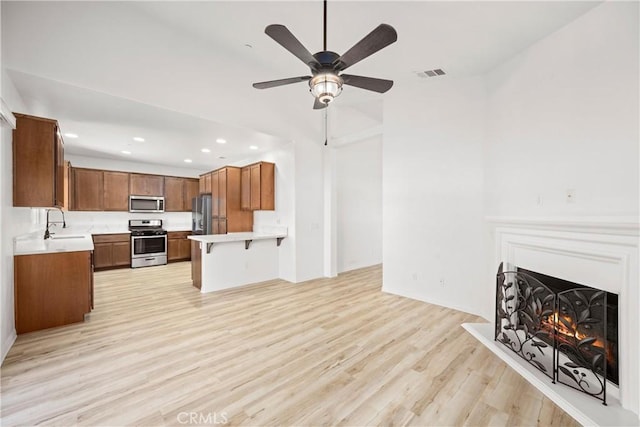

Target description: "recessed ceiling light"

left=184, top=159, right=193, bottom=163
left=64, top=133, right=78, bottom=138
left=244, top=44, right=253, bottom=49
left=121, top=150, right=131, bottom=155
left=201, top=148, right=211, bottom=153
left=216, top=138, right=227, bottom=144
left=218, top=156, right=226, bottom=159
left=249, top=145, right=258, bottom=150
left=133, top=137, right=145, bottom=142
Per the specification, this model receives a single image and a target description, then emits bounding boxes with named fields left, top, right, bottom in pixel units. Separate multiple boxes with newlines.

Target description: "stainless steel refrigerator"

left=192, top=194, right=212, bottom=234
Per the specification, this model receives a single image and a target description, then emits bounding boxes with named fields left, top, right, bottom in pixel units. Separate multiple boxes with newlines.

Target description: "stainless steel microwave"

left=129, top=195, right=165, bottom=213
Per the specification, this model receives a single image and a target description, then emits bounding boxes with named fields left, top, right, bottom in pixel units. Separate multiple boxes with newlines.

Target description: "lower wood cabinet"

left=168, top=231, right=191, bottom=262
left=191, top=240, right=201, bottom=289
left=93, top=233, right=131, bottom=270
left=14, top=250, right=93, bottom=334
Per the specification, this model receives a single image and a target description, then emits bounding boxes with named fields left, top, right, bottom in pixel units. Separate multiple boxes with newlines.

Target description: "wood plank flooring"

left=1, top=263, right=578, bottom=426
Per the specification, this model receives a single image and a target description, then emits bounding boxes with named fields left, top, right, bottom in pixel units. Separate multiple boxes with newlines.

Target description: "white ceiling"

left=2, top=1, right=600, bottom=172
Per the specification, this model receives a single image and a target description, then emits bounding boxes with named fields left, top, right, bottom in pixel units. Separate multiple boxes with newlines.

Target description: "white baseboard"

left=1, top=329, right=17, bottom=364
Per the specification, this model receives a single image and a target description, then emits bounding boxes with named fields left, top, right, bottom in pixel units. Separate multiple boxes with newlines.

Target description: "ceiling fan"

left=252, top=0, right=397, bottom=110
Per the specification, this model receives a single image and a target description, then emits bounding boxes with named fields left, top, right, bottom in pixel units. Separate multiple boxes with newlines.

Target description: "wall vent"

left=416, top=69, right=446, bottom=78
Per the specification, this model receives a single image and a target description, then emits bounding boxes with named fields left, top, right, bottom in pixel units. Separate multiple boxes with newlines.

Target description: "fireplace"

left=495, top=262, right=618, bottom=404
left=463, top=217, right=639, bottom=424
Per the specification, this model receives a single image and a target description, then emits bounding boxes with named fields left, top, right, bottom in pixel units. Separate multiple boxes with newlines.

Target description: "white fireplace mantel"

left=468, top=216, right=639, bottom=426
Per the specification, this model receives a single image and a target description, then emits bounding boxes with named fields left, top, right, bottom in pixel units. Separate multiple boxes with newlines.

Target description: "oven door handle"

left=131, top=235, right=168, bottom=239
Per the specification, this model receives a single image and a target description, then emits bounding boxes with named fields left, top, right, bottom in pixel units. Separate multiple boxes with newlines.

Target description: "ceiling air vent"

left=416, top=69, right=446, bottom=78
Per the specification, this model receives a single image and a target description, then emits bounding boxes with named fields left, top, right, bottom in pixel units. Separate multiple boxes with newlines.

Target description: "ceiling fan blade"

left=313, top=98, right=328, bottom=110
left=341, top=74, right=394, bottom=93
left=253, top=76, right=311, bottom=89
left=265, top=25, right=321, bottom=69
left=334, top=24, right=397, bottom=71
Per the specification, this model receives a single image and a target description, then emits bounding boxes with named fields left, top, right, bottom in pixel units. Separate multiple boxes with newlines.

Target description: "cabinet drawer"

left=92, top=233, right=131, bottom=243
left=168, top=231, right=191, bottom=240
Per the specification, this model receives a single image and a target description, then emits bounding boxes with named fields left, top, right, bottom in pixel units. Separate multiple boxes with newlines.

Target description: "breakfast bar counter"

left=188, top=229, right=287, bottom=293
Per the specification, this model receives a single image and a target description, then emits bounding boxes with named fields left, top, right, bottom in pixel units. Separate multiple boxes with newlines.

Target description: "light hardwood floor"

left=1, top=263, right=578, bottom=426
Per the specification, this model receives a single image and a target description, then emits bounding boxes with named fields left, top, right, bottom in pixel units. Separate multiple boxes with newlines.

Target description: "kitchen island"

left=188, top=228, right=287, bottom=293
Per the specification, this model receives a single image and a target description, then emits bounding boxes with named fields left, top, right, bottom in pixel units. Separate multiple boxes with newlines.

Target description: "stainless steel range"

left=129, top=219, right=167, bottom=268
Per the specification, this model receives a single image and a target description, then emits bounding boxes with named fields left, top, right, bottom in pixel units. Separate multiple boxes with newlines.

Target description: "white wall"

left=233, top=139, right=323, bottom=284
left=293, top=138, right=325, bottom=282
left=0, top=69, right=36, bottom=363
left=484, top=1, right=639, bottom=217
left=382, top=76, right=487, bottom=316
left=335, top=136, right=382, bottom=273
left=381, top=0, right=638, bottom=323
left=242, top=143, right=297, bottom=283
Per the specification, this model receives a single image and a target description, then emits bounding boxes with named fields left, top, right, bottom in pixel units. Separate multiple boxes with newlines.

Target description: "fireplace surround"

left=465, top=216, right=639, bottom=426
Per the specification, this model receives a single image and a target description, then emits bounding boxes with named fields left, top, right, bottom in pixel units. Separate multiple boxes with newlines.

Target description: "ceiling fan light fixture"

left=310, top=73, right=343, bottom=104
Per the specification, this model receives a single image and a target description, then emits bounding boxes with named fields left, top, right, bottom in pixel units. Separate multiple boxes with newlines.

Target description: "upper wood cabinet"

left=211, top=171, right=220, bottom=217
left=218, top=169, right=227, bottom=218
left=200, top=173, right=212, bottom=194
left=103, top=171, right=130, bottom=211
left=166, top=177, right=199, bottom=212
left=130, top=173, right=164, bottom=196
left=165, top=177, right=184, bottom=212
left=13, top=113, right=65, bottom=208
left=241, top=161, right=275, bottom=211
left=72, top=169, right=130, bottom=211
left=241, top=167, right=251, bottom=211
left=212, top=167, right=252, bottom=234
left=63, top=161, right=71, bottom=211
left=184, top=178, right=199, bottom=211
left=73, top=168, right=104, bottom=211
left=71, top=167, right=198, bottom=212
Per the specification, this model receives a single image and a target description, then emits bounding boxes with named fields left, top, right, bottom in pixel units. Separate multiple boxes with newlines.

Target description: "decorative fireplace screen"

left=494, top=263, right=617, bottom=405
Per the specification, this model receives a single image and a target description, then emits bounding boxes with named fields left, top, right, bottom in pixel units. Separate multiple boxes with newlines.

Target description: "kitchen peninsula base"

left=188, top=231, right=286, bottom=293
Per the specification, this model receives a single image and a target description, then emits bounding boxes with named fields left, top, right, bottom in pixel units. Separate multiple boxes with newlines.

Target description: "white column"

left=323, top=142, right=337, bottom=278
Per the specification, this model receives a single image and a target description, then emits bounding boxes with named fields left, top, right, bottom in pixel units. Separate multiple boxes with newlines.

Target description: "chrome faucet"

left=44, top=207, right=67, bottom=239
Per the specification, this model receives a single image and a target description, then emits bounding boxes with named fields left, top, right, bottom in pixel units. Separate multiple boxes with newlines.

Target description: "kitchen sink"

left=49, top=235, right=86, bottom=240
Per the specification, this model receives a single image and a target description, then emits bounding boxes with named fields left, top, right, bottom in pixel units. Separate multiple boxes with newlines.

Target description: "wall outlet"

left=412, top=273, right=418, bottom=281
left=536, top=195, right=543, bottom=206
left=566, top=189, right=576, bottom=204
left=439, top=278, right=445, bottom=287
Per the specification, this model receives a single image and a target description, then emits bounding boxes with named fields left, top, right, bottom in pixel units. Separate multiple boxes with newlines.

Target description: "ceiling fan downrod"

left=323, top=0, right=327, bottom=52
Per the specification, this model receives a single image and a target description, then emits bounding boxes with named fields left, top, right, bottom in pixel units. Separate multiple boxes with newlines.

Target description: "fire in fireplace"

left=495, top=263, right=619, bottom=405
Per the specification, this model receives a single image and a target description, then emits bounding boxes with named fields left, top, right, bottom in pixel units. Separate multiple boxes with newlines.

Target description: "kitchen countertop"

left=188, top=231, right=287, bottom=244
left=14, top=225, right=130, bottom=256
left=14, top=230, right=94, bottom=256
left=165, top=226, right=192, bottom=232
